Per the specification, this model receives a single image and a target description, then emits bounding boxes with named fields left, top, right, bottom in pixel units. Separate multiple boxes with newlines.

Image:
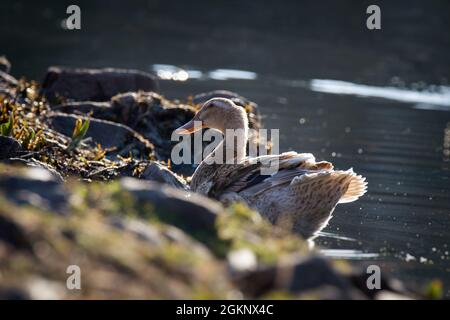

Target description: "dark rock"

left=285, top=256, right=354, bottom=296
left=42, top=66, right=159, bottom=103
left=234, top=255, right=360, bottom=299
left=0, top=166, right=68, bottom=214
left=108, top=215, right=212, bottom=257
left=0, top=136, right=23, bottom=160
left=139, top=162, right=187, bottom=190
left=92, top=159, right=187, bottom=188
left=52, top=101, right=114, bottom=121
left=108, top=215, right=163, bottom=246
left=120, top=178, right=222, bottom=246
left=0, top=287, right=30, bottom=300
left=48, top=92, right=194, bottom=162
left=111, top=92, right=194, bottom=157
left=4, top=158, right=64, bottom=183
left=48, top=113, right=154, bottom=158
left=161, top=225, right=213, bottom=257
left=233, top=254, right=415, bottom=299
left=0, top=214, right=33, bottom=251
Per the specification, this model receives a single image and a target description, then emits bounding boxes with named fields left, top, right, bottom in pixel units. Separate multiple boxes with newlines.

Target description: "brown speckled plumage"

left=176, top=98, right=368, bottom=239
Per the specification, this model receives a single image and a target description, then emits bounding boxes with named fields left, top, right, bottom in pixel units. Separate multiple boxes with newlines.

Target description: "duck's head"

left=175, top=98, right=248, bottom=135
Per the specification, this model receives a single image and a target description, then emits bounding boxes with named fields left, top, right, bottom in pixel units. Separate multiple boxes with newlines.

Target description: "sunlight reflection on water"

left=309, top=79, right=450, bottom=109
left=317, top=231, right=356, bottom=242
left=151, top=64, right=257, bottom=81
left=208, top=69, right=257, bottom=80
left=320, top=249, right=380, bottom=259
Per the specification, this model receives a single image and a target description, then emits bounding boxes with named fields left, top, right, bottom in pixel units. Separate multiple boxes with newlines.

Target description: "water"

left=1, top=0, right=449, bottom=296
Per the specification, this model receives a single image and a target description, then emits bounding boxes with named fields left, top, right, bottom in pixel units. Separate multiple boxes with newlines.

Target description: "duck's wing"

left=212, top=152, right=333, bottom=197
left=190, top=159, right=260, bottom=196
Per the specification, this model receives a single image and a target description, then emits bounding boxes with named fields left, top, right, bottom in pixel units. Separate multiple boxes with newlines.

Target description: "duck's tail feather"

left=337, top=169, right=368, bottom=203
left=285, top=169, right=366, bottom=238
left=288, top=168, right=367, bottom=205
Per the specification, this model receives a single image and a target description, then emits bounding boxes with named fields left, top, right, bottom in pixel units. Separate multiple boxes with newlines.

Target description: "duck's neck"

left=205, top=110, right=249, bottom=164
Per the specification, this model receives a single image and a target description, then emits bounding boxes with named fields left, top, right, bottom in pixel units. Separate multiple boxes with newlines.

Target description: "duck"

left=175, top=98, right=367, bottom=239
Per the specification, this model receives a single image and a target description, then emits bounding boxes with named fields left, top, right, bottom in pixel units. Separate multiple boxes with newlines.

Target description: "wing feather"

left=217, top=152, right=332, bottom=196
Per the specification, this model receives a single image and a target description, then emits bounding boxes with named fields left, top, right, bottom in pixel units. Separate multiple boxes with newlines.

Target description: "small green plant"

left=21, top=127, right=35, bottom=149
left=425, top=279, right=443, bottom=299
left=0, top=113, right=14, bottom=136
left=69, top=118, right=90, bottom=150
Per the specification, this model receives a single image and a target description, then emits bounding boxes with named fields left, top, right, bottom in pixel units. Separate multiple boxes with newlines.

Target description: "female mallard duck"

left=175, top=98, right=367, bottom=239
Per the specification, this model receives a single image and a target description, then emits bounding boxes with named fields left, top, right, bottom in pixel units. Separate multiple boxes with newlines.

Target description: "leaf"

left=78, top=118, right=90, bottom=139
left=22, top=127, right=36, bottom=150
left=69, top=118, right=90, bottom=150
left=0, top=113, right=14, bottom=136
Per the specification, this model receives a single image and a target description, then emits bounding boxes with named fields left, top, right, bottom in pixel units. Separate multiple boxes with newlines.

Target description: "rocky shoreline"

left=0, top=62, right=428, bottom=299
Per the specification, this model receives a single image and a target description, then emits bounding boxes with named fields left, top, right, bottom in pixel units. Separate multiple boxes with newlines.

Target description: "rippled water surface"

left=1, top=0, right=449, bottom=296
